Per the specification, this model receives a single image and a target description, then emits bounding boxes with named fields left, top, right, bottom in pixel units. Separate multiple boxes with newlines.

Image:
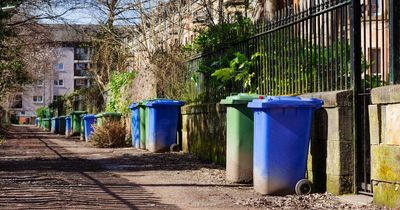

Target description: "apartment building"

left=8, top=25, right=94, bottom=124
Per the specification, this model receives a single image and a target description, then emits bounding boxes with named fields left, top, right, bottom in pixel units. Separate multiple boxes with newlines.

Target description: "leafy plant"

left=185, top=17, right=255, bottom=54
left=35, top=107, right=50, bottom=118
left=212, top=52, right=259, bottom=93
left=106, top=71, right=135, bottom=114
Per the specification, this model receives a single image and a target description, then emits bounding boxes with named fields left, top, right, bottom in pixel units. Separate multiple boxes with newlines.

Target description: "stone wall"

left=181, top=103, right=226, bottom=165
left=301, top=90, right=354, bottom=195
left=181, top=91, right=355, bottom=195
left=369, top=85, right=400, bottom=208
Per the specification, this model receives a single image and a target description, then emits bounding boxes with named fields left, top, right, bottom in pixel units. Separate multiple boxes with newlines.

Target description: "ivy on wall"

left=105, top=71, right=135, bottom=114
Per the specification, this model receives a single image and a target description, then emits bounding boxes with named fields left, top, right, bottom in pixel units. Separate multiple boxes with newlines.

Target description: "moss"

left=373, top=182, right=400, bottom=208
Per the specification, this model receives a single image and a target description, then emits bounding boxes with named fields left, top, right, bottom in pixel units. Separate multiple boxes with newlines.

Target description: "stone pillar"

left=370, top=85, right=400, bottom=208
left=301, top=90, right=354, bottom=195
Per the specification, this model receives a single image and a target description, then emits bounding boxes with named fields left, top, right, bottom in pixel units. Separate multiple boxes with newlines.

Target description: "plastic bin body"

left=70, top=111, right=87, bottom=135
left=220, top=93, right=260, bottom=183
left=65, top=116, right=72, bottom=137
left=58, top=116, right=66, bottom=135
left=34, top=118, right=38, bottom=127
left=95, top=112, right=122, bottom=126
left=80, top=117, right=85, bottom=140
left=145, top=99, right=184, bottom=152
left=51, top=118, right=60, bottom=134
left=129, top=103, right=140, bottom=148
left=83, top=114, right=96, bottom=142
left=42, top=118, right=51, bottom=131
left=36, top=118, right=41, bottom=127
left=51, top=118, right=55, bottom=133
left=138, top=104, right=147, bottom=149
left=248, top=96, right=323, bottom=195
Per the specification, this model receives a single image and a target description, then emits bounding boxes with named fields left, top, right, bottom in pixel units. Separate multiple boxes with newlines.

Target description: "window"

left=33, top=96, right=43, bottom=103
left=74, top=47, right=89, bottom=60
left=11, top=94, right=22, bottom=108
left=369, top=48, right=381, bottom=74
left=36, top=80, right=44, bottom=87
left=56, top=63, right=64, bottom=71
left=74, top=63, right=89, bottom=71
left=54, top=79, right=64, bottom=87
left=369, top=0, right=382, bottom=16
left=75, top=79, right=86, bottom=86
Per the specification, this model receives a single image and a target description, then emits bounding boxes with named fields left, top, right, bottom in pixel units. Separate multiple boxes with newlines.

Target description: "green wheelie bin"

left=42, top=118, right=51, bottom=131
left=138, top=100, right=151, bottom=149
left=95, top=112, right=122, bottom=126
left=220, top=93, right=261, bottom=183
left=70, top=111, right=87, bottom=136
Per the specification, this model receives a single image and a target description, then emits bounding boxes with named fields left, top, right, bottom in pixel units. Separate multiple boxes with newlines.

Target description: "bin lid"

left=129, top=102, right=140, bottom=109
left=70, top=111, right=87, bottom=115
left=248, top=96, right=324, bottom=109
left=59, top=116, right=66, bottom=119
left=145, top=99, right=185, bottom=107
left=95, top=112, right=122, bottom=118
left=83, top=114, right=96, bottom=120
left=220, top=93, right=261, bottom=105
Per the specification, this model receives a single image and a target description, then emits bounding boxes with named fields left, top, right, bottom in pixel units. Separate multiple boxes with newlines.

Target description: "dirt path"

left=0, top=125, right=384, bottom=209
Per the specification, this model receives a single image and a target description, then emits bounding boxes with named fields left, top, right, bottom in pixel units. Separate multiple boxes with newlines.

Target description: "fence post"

left=390, top=0, right=400, bottom=84
left=350, top=0, right=362, bottom=194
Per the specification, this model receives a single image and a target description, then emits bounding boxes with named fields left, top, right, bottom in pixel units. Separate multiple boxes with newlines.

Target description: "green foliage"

left=48, top=95, right=70, bottom=116
left=212, top=52, right=259, bottom=93
left=35, top=107, right=50, bottom=118
left=0, top=1, right=32, bottom=98
left=185, top=17, right=255, bottom=53
left=106, top=71, right=135, bottom=114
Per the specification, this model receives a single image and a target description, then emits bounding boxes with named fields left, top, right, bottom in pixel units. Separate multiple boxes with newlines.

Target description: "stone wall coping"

left=299, top=90, right=353, bottom=108
left=181, top=103, right=226, bottom=115
left=371, top=85, right=400, bottom=105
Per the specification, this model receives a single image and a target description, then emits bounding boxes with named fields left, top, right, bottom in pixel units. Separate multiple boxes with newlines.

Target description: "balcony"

left=74, top=70, right=91, bottom=77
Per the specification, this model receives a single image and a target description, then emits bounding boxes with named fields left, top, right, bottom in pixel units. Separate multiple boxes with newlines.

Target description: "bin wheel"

left=295, top=179, right=312, bottom=195
left=170, top=144, right=179, bottom=152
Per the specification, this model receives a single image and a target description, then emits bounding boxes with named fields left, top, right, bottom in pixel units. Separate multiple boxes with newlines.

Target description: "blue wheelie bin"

left=83, top=114, right=96, bottom=142
left=129, top=103, right=140, bottom=149
left=145, top=99, right=185, bottom=153
left=248, top=96, right=323, bottom=195
left=65, top=116, right=72, bottom=137
left=51, top=117, right=60, bottom=134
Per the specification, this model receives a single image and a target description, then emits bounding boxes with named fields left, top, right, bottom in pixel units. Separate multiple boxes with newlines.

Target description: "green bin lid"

left=70, top=111, right=87, bottom=115
left=220, top=93, right=262, bottom=105
left=95, top=112, right=122, bottom=118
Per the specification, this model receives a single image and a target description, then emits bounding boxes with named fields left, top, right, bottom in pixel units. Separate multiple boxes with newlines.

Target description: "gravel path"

left=0, top=125, right=388, bottom=209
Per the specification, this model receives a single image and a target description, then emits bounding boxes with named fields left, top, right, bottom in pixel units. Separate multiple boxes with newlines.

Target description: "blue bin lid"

left=248, top=96, right=324, bottom=109
left=83, top=114, right=96, bottom=120
left=145, top=99, right=185, bottom=107
left=129, top=102, right=139, bottom=110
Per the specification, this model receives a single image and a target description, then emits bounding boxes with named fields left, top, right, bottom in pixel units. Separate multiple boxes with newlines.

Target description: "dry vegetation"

left=91, top=120, right=128, bottom=148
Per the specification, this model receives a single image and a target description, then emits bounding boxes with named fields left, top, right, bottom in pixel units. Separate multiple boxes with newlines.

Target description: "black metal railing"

left=185, top=0, right=392, bottom=195
left=185, top=0, right=389, bottom=101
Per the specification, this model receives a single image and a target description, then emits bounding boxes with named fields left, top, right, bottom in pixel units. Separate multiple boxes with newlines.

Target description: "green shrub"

left=91, top=120, right=128, bottom=148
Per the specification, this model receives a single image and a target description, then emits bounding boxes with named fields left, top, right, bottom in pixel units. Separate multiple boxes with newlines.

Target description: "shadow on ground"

left=0, top=126, right=181, bottom=209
